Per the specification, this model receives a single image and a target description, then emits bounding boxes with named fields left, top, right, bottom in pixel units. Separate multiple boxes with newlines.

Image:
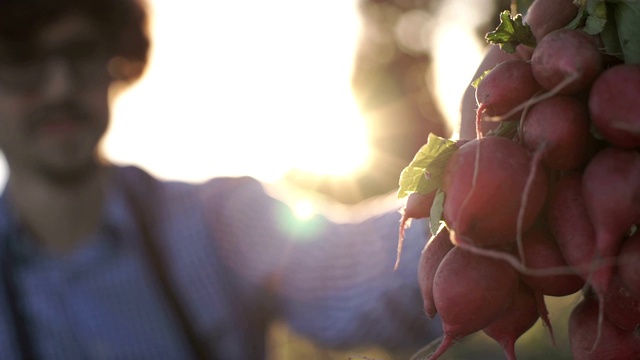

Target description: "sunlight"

left=430, top=0, right=494, bottom=139
left=292, top=199, right=315, bottom=220
left=104, top=0, right=369, bottom=183
left=287, top=94, right=371, bottom=177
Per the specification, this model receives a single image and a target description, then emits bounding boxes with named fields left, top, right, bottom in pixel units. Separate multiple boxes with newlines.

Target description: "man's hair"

left=0, top=0, right=150, bottom=83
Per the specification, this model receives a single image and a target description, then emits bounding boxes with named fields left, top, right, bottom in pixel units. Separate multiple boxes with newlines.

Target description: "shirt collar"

left=0, top=167, right=139, bottom=264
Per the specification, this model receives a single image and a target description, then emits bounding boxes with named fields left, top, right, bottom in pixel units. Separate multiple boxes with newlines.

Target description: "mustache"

left=26, top=101, right=91, bottom=133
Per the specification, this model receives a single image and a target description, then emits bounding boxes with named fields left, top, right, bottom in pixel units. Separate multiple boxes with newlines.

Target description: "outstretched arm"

left=201, top=177, right=438, bottom=352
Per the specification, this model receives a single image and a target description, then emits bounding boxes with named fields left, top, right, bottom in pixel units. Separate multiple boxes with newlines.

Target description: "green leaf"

left=471, top=69, right=493, bottom=89
left=584, top=1, right=608, bottom=34
left=565, top=4, right=589, bottom=30
left=397, top=133, right=458, bottom=199
left=566, top=0, right=607, bottom=34
left=569, top=0, right=639, bottom=62
left=485, top=10, right=537, bottom=53
left=613, top=1, right=640, bottom=63
left=486, top=120, right=519, bottom=138
left=429, top=189, right=446, bottom=237
left=599, top=2, right=624, bottom=59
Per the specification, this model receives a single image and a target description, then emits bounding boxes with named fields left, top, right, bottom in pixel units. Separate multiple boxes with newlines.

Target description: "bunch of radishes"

left=397, top=1, right=640, bottom=359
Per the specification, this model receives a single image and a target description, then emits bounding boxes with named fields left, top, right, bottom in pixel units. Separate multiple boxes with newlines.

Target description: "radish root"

left=534, top=290, right=557, bottom=346
left=516, top=145, right=546, bottom=263
left=452, top=234, right=621, bottom=277
left=485, top=72, right=579, bottom=123
left=409, top=335, right=445, bottom=360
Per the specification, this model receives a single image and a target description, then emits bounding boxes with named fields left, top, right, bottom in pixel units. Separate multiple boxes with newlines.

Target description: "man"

left=0, top=0, right=437, bottom=359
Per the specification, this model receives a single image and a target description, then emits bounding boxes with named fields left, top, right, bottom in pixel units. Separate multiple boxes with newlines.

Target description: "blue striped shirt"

left=0, top=165, right=439, bottom=359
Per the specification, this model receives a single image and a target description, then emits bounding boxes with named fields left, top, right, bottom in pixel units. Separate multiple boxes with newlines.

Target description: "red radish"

left=418, top=227, right=453, bottom=319
left=521, top=95, right=593, bottom=170
left=582, top=147, right=640, bottom=289
left=546, top=169, right=617, bottom=344
left=523, top=0, right=579, bottom=44
left=531, top=28, right=603, bottom=95
left=429, top=246, right=519, bottom=360
left=602, top=274, right=640, bottom=332
left=519, top=227, right=585, bottom=297
left=401, top=192, right=436, bottom=225
left=483, top=283, right=539, bottom=360
left=445, top=241, right=558, bottom=346
left=546, top=172, right=616, bottom=351
left=589, top=64, right=640, bottom=148
left=396, top=191, right=436, bottom=269
left=458, top=0, right=578, bottom=139
left=475, top=60, right=541, bottom=131
left=569, top=298, right=640, bottom=359
left=442, top=136, right=547, bottom=247
left=618, top=231, right=640, bottom=298
left=547, top=174, right=607, bottom=286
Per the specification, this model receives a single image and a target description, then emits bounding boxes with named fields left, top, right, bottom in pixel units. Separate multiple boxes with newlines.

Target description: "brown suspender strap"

left=119, top=166, right=216, bottom=360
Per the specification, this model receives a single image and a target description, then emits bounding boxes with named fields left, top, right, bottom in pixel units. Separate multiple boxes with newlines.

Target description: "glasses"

left=0, top=37, right=110, bottom=93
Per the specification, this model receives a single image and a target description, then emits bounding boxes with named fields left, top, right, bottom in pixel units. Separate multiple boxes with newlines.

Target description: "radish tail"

left=589, top=292, right=605, bottom=354
left=409, top=335, right=445, bottom=360
left=426, top=334, right=456, bottom=360
left=395, top=214, right=409, bottom=270
left=502, top=340, right=518, bottom=360
left=454, top=236, right=618, bottom=277
left=516, top=91, right=538, bottom=142
left=516, top=145, right=545, bottom=263
left=534, top=290, right=556, bottom=346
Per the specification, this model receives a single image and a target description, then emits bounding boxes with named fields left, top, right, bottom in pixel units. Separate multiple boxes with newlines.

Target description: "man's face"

left=0, top=14, right=111, bottom=182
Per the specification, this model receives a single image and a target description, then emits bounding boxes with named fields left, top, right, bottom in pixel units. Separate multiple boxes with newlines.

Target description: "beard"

left=34, top=152, right=105, bottom=186
left=22, top=99, right=110, bottom=187
left=26, top=99, right=92, bottom=135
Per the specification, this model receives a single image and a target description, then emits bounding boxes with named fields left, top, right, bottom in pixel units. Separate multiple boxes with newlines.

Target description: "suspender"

left=2, top=236, right=35, bottom=360
left=121, top=167, right=214, bottom=360
left=1, top=167, right=216, bottom=360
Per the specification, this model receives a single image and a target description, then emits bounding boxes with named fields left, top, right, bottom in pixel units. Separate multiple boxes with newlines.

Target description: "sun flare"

left=104, top=0, right=370, bottom=184
left=430, top=0, right=494, bottom=140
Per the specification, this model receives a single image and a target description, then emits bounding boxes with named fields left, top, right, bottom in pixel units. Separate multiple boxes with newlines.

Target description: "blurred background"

left=0, top=0, right=578, bottom=358
left=0, top=0, right=503, bottom=201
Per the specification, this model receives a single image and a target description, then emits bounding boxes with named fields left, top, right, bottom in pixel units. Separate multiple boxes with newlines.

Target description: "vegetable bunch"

left=397, top=1, right=640, bottom=359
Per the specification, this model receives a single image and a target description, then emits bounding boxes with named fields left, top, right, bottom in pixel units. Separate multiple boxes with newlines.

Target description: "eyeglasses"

left=0, top=37, right=110, bottom=93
